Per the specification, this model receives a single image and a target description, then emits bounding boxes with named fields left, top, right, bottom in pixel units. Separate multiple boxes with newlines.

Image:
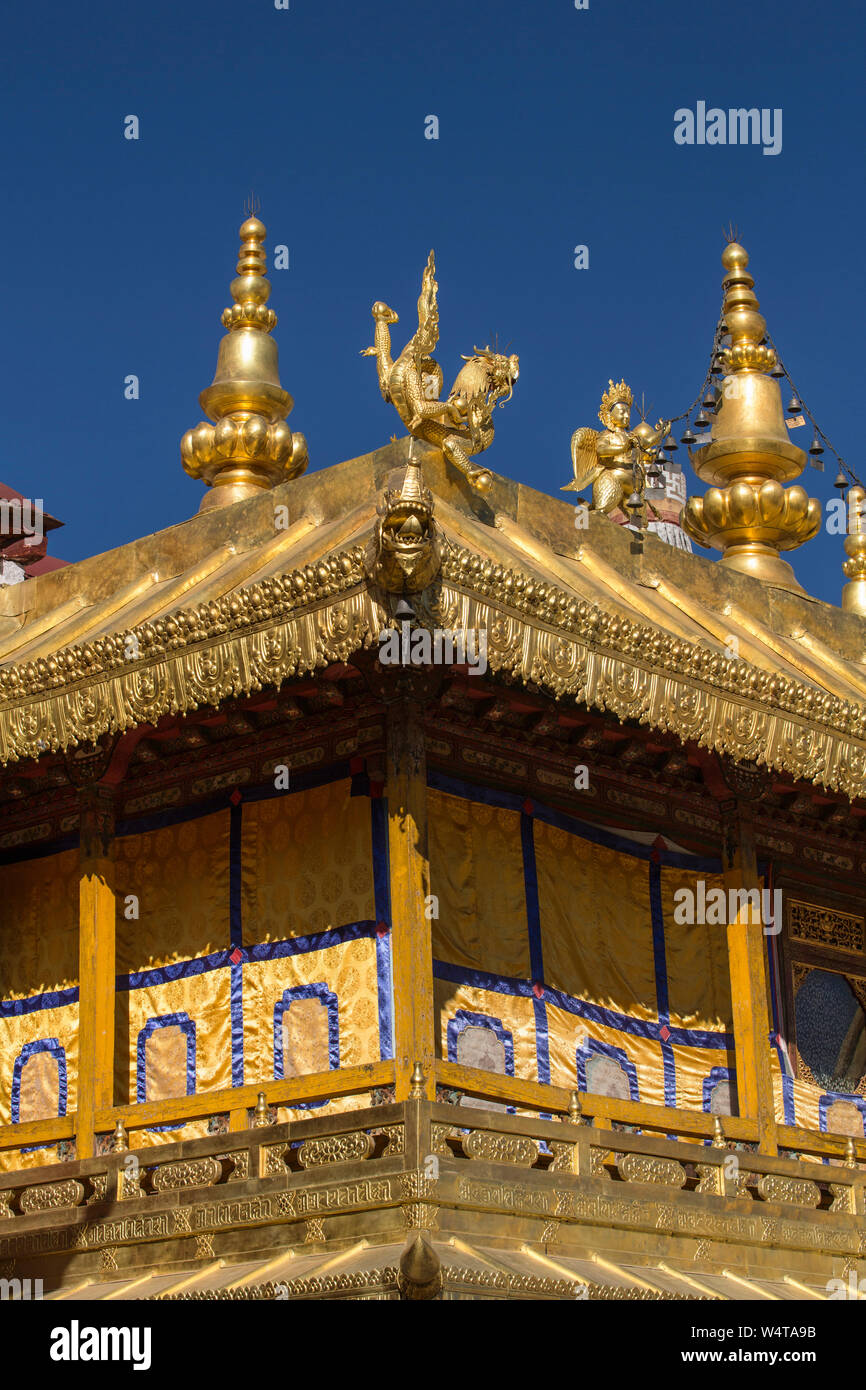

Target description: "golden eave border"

left=0, top=543, right=864, bottom=798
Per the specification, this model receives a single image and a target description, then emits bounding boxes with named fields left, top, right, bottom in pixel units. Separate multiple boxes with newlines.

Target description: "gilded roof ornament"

left=361, top=251, right=518, bottom=493
left=181, top=215, right=308, bottom=513
left=562, top=380, right=669, bottom=524
left=365, top=447, right=442, bottom=593
left=842, top=485, right=866, bottom=617
left=682, top=240, right=821, bottom=591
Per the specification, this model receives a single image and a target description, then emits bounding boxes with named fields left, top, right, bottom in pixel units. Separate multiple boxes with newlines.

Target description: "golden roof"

left=1, top=439, right=864, bottom=795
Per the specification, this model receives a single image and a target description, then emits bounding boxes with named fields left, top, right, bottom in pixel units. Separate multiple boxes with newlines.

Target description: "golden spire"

left=682, top=240, right=821, bottom=592
left=181, top=214, right=308, bottom=512
left=842, top=485, right=866, bottom=615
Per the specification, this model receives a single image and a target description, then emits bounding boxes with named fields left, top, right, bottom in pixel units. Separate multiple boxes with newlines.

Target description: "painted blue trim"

left=274, top=983, right=339, bottom=1110
left=114, top=923, right=380, bottom=992
left=765, top=924, right=793, bottom=1081
left=136, top=1013, right=196, bottom=1131
left=781, top=1073, right=796, bottom=1126
left=533, top=997, right=551, bottom=1085
left=649, top=860, right=676, bottom=1108
left=519, top=812, right=550, bottom=1094
left=649, top=861, right=669, bottom=1023
left=447, top=1009, right=515, bottom=1075
left=521, top=813, right=544, bottom=984
left=702, top=1066, right=735, bottom=1114
left=229, top=802, right=242, bottom=950
left=433, top=959, right=733, bottom=1050
left=818, top=1092, right=866, bottom=1135
left=244, top=922, right=380, bottom=965
left=577, top=1037, right=639, bottom=1102
left=0, top=987, right=78, bottom=1017
left=11, top=1039, right=67, bottom=1123
left=230, top=960, right=244, bottom=1089
left=229, top=799, right=244, bottom=1086
left=371, top=797, right=394, bottom=1061
left=427, top=769, right=723, bottom=871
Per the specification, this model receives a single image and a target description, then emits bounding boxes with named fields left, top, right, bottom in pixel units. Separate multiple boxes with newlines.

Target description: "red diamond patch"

left=229, top=947, right=243, bottom=964
left=659, top=1024, right=671, bottom=1042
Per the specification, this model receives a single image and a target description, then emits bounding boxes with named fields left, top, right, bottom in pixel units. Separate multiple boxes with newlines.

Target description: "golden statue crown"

left=599, top=379, right=633, bottom=428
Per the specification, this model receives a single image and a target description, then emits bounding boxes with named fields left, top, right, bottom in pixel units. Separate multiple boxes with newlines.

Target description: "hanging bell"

left=834, top=469, right=848, bottom=491
left=680, top=426, right=697, bottom=446
left=770, top=360, right=785, bottom=378
left=662, top=435, right=678, bottom=453
left=625, top=489, right=643, bottom=513
left=695, top=409, right=710, bottom=428
left=701, top=390, right=717, bottom=412
left=808, top=434, right=824, bottom=457
left=787, top=393, right=802, bottom=414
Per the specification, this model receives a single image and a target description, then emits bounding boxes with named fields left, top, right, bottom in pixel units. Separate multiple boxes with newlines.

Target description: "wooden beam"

left=721, top=802, right=778, bottom=1156
left=385, top=681, right=436, bottom=1100
left=95, top=1060, right=395, bottom=1132
left=0, top=1116, right=75, bottom=1153
left=76, top=786, right=117, bottom=1162
left=434, top=1060, right=759, bottom=1141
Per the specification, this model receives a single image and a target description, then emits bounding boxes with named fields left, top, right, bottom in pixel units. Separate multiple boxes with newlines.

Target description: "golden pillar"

left=720, top=802, right=777, bottom=1155
left=77, top=786, right=117, bottom=1160
left=384, top=676, right=436, bottom=1101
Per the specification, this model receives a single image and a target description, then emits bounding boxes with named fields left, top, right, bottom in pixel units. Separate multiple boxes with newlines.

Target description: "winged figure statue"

left=562, top=380, right=669, bottom=519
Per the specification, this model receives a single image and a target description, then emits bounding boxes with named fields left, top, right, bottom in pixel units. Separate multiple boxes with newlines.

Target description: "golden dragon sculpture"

left=362, top=251, right=518, bottom=493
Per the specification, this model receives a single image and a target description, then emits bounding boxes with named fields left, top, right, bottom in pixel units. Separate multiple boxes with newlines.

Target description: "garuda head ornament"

left=598, top=379, right=633, bottom=429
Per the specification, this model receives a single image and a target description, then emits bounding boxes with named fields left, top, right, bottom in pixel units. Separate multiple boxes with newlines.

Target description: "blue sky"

left=1, top=0, right=862, bottom=605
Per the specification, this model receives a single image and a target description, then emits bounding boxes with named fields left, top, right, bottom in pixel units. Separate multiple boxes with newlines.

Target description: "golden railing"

left=0, top=1058, right=860, bottom=1172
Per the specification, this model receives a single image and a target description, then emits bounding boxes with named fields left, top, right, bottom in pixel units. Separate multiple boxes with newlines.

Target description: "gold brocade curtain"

left=0, top=850, right=79, bottom=1168
left=428, top=788, right=531, bottom=979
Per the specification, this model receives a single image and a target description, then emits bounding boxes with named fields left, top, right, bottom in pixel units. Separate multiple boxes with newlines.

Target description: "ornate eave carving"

left=1, top=541, right=865, bottom=797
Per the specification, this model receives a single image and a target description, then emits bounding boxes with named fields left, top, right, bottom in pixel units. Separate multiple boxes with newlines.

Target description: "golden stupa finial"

left=842, top=485, right=866, bottom=615
left=180, top=212, right=308, bottom=513
left=682, top=239, right=822, bottom=591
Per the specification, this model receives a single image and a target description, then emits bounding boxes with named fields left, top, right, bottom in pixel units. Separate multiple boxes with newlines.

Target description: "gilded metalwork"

left=372, top=1125, right=405, bottom=1156
left=151, top=1157, right=223, bottom=1192
left=789, top=898, right=864, bottom=953
left=695, top=1164, right=725, bottom=1196
left=19, top=1179, right=85, bottom=1213
left=3, top=535, right=866, bottom=797
left=365, top=457, right=442, bottom=593
left=563, top=379, right=669, bottom=523
left=362, top=251, right=518, bottom=492
left=756, top=1174, right=821, bottom=1209
left=842, top=486, right=866, bottom=615
left=181, top=216, right=308, bottom=511
left=682, top=242, right=821, bottom=590
left=618, top=1154, right=686, bottom=1189
left=462, top=1131, right=538, bottom=1166
left=297, top=1132, right=375, bottom=1167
